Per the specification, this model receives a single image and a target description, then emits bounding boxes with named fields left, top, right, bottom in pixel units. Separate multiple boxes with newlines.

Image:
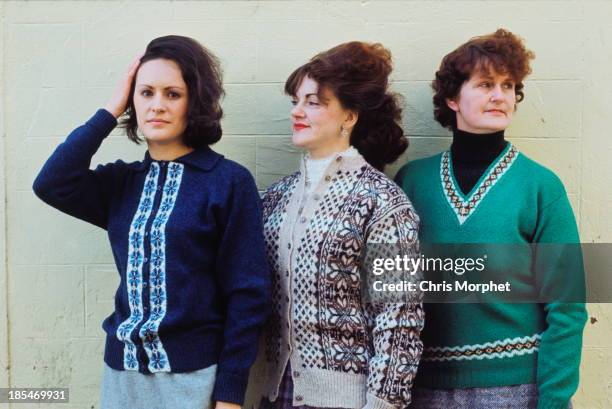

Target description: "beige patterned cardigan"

left=255, top=151, right=424, bottom=409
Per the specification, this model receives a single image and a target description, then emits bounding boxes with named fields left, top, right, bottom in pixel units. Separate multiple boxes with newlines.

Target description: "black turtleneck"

left=450, top=128, right=508, bottom=196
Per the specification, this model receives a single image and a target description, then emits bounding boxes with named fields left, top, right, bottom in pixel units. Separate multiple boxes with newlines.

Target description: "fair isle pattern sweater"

left=32, top=110, right=270, bottom=405
left=260, top=152, right=424, bottom=409
left=395, top=144, right=587, bottom=409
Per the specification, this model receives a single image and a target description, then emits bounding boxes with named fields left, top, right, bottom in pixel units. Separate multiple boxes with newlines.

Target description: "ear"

left=446, top=97, right=459, bottom=112
left=343, top=110, right=359, bottom=130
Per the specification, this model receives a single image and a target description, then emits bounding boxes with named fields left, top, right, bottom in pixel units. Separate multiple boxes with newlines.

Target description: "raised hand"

left=104, top=54, right=143, bottom=118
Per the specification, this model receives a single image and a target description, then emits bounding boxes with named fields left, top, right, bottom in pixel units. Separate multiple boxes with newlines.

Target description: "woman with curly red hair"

left=255, top=41, right=424, bottom=409
left=395, top=29, right=586, bottom=409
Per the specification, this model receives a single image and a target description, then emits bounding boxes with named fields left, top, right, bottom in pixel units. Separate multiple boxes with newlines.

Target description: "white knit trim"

left=139, top=162, right=184, bottom=372
left=117, top=163, right=160, bottom=371
left=440, top=144, right=519, bottom=225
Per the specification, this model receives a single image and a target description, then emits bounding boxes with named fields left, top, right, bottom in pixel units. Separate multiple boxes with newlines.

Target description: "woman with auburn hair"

left=255, top=41, right=424, bottom=409
left=33, top=35, right=270, bottom=409
left=395, top=29, right=586, bottom=409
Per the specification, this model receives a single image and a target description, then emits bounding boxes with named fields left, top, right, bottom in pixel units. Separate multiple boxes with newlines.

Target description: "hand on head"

left=105, top=53, right=144, bottom=118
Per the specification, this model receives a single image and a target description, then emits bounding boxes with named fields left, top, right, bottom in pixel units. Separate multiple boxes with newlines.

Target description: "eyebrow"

left=473, top=70, right=515, bottom=81
left=136, top=84, right=186, bottom=91
left=291, top=93, right=318, bottom=99
left=473, top=73, right=494, bottom=80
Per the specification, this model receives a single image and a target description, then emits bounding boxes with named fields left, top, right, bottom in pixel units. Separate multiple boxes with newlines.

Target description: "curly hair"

left=120, top=35, right=224, bottom=148
left=285, top=41, right=407, bottom=171
left=432, top=28, right=535, bottom=130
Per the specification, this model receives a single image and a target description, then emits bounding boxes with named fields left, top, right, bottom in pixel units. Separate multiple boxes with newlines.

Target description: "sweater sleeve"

left=393, top=163, right=413, bottom=198
left=32, top=109, right=119, bottom=229
left=362, top=204, right=424, bottom=409
left=532, top=187, right=587, bottom=409
left=212, top=166, right=271, bottom=405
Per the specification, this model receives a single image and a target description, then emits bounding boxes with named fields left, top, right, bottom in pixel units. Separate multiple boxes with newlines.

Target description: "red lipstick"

left=293, top=123, right=309, bottom=131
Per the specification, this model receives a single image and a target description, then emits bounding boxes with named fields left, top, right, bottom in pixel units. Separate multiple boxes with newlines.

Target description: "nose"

left=490, top=84, right=504, bottom=101
left=291, top=103, right=305, bottom=119
left=150, top=95, right=166, bottom=113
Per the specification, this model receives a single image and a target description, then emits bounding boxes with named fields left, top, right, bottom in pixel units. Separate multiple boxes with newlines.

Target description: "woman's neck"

left=307, top=140, right=351, bottom=160
left=147, top=141, right=194, bottom=161
left=450, top=127, right=507, bottom=164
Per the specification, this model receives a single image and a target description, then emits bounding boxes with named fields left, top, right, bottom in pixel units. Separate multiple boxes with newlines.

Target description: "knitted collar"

left=130, top=146, right=223, bottom=172
left=450, top=128, right=507, bottom=165
left=441, top=142, right=519, bottom=225
left=298, top=146, right=368, bottom=180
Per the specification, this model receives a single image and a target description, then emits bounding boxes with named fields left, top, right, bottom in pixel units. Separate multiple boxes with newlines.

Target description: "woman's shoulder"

left=96, top=158, right=142, bottom=179
left=215, top=156, right=257, bottom=183
left=365, top=165, right=407, bottom=196
left=358, top=165, right=420, bottom=236
left=362, top=165, right=419, bottom=214
left=514, top=151, right=568, bottom=201
left=515, top=151, right=564, bottom=184
left=394, top=152, right=444, bottom=185
left=263, top=171, right=300, bottom=196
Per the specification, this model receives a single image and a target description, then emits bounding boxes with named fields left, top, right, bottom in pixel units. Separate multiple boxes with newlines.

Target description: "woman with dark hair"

left=33, top=35, right=270, bottom=409
left=255, top=41, right=424, bottom=409
left=395, top=29, right=586, bottom=408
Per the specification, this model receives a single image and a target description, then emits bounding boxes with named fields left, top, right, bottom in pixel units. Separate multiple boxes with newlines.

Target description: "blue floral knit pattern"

left=116, top=163, right=160, bottom=370
left=139, top=162, right=184, bottom=372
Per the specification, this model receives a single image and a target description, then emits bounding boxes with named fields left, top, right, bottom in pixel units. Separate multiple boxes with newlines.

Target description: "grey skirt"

left=100, top=363, right=217, bottom=409
left=409, top=384, right=572, bottom=409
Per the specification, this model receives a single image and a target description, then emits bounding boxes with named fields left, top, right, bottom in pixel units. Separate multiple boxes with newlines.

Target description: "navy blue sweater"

left=33, top=109, right=271, bottom=405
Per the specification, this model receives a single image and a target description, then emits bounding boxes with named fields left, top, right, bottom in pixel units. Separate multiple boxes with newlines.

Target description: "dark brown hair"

left=432, top=28, right=535, bottom=130
left=120, top=35, right=224, bottom=148
left=285, top=41, right=407, bottom=171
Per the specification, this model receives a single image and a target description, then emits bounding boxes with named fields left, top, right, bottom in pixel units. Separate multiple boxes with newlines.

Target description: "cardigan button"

left=336, top=156, right=343, bottom=162
left=300, top=216, right=307, bottom=223
left=295, top=395, right=303, bottom=402
left=293, top=370, right=300, bottom=378
left=324, top=175, right=331, bottom=182
left=287, top=243, right=291, bottom=249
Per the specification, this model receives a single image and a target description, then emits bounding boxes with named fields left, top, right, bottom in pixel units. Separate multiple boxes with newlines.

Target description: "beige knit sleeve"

left=362, top=204, right=424, bottom=409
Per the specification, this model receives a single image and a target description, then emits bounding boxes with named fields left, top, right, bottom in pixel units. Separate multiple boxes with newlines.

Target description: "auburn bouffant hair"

left=432, top=28, right=535, bottom=130
left=285, top=41, right=407, bottom=171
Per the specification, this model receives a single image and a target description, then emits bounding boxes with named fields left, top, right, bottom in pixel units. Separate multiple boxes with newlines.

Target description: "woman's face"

left=290, top=76, right=355, bottom=158
left=133, top=58, right=189, bottom=147
left=447, top=68, right=516, bottom=133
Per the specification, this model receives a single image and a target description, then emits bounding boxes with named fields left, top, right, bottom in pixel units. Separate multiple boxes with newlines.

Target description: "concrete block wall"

left=1, top=1, right=9, bottom=403
left=1, top=1, right=611, bottom=408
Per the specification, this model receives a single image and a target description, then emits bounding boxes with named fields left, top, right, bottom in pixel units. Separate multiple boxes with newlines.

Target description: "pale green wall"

left=1, top=1, right=611, bottom=408
left=0, top=0, right=9, bottom=401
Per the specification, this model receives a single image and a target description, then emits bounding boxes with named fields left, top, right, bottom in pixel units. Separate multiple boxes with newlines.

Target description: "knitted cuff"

left=362, top=393, right=398, bottom=409
left=536, top=396, right=572, bottom=409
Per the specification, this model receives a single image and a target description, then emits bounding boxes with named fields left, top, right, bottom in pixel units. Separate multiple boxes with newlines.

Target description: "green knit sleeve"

left=532, top=181, right=588, bottom=409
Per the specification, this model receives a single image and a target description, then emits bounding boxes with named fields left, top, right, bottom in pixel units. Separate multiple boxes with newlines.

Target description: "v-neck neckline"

left=440, top=143, right=519, bottom=225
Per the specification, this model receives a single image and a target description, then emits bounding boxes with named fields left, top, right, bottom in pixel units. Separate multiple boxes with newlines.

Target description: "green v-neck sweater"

left=394, top=144, right=587, bottom=409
